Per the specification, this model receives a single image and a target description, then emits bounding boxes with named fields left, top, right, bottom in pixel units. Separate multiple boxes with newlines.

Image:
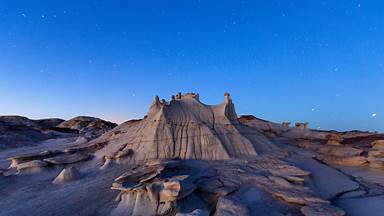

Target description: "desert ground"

left=1, top=93, right=383, bottom=216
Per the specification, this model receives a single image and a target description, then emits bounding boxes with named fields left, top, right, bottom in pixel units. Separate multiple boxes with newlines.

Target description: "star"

left=21, top=13, right=26, bottom=18
left=372, top=113, right=377, bottom=117
left=311, top=108, right=315, bottom=111
left=41, top=14, right=45, bottom=18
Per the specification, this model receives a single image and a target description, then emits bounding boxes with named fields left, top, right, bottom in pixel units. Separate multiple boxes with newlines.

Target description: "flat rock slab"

left=16, top=160, right=47, bottom=170
left=287, top=156, right=359, bottom=199
left=44, top=153, right=91, bottom=165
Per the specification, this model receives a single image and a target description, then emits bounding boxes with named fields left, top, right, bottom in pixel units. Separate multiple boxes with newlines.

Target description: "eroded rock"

left=214, top=197, right=250, bottom=216
left=44, top=153, right=91, bottom=165
left=53, top=167, right=82, bottom=184
left=301, top=204, right=345, bottom=216
left=16, top=160, right=47, bottom=171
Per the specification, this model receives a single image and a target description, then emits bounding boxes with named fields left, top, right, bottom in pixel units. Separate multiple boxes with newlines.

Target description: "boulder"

left=53, top=167, right=82, bottom=184
left=159, top=176, right=197, bottom=202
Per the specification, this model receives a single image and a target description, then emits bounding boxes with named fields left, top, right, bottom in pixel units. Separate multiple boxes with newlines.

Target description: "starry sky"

left=0, top=1, right=383, bottom=131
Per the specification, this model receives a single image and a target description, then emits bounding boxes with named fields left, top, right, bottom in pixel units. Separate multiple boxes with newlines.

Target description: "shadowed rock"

left=44, top=153, right=91, bottom=165
left=58, top=116, right=117, bottom=138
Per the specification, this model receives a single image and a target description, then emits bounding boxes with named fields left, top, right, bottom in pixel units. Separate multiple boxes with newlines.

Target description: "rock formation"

left=0, top=92, right=383, bottom=216
left=90, top=93, right=269, bottom=163
left=53, top=167, right=82, bottom=184
left=0, top=116, right=54, bottom=149
left=58, top=116, right=117, bottom=138
left=0, top=115, right=116, bottom=149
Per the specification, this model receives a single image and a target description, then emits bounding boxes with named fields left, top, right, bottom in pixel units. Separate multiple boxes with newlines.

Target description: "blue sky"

left=0, top=1, right=383, bottom=131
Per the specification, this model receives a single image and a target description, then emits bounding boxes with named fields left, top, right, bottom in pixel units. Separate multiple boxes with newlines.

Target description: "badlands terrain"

left=0, top=93, right=383, bottom=216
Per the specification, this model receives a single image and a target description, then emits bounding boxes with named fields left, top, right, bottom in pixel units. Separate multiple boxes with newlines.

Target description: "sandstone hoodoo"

left=90, top=92, right=273, bottom=163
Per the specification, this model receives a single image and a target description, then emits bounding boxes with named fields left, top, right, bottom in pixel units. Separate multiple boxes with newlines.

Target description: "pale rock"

left=16, top=160, right=47, bottom=171
left=371, top=140, right=384, bottom=150
left=53, top=167, right=82, bottom=184
left=90, top=93, right=267, bottom=161
left=317, top=156, right=367, bottom=166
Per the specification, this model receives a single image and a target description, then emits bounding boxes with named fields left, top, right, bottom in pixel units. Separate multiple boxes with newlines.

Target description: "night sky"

left=0, top=1, right=383, bottom=131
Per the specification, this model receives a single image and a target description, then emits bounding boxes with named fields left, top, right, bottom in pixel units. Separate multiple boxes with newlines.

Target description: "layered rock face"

left=92, top=93, right=263, bottom=162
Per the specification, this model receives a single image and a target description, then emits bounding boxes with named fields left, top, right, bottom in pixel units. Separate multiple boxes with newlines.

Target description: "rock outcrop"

left=58, top=116, right=117, bottom=138
left=367, top=140, right=384, bottom=168
left=90, top=93, right=269, bottom=162
left=53, top=167, right=82, bottom=184
left=1, top=92, right=383, bottom=216
left=111, top=160, right=197, bottom=216
left=0, top=117, right=53, bottom=148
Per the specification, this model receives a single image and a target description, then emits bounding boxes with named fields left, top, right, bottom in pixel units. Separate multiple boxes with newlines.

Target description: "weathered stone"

left=326, top=134, right=343, bottom=145
left=89, top=92, right=264, bottom=161
left=112, top=173, right=196, bottom=216
left=16, top=160, right=47, bottom=171
left=159, top=176, right=196, bottom=202
left=317, top=146, right=363, bottom=158
left=214, top=197, right=250, bottom=216
left=371, top=140, right=384, bottom=150
left=53, top=167, right=82, bottom=184
left=8, top=150, right=61, bottom=168
left=271, top=188, right=329, bottom=205
left=368, top=150, right=384, bottom=158
left=367, top=157, right=384, bottom=168
left=44, top=153, right=91, bottom=165
left=301, top=204, right=345, bottom=216
left=318, top=156, right=367, bottom=166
